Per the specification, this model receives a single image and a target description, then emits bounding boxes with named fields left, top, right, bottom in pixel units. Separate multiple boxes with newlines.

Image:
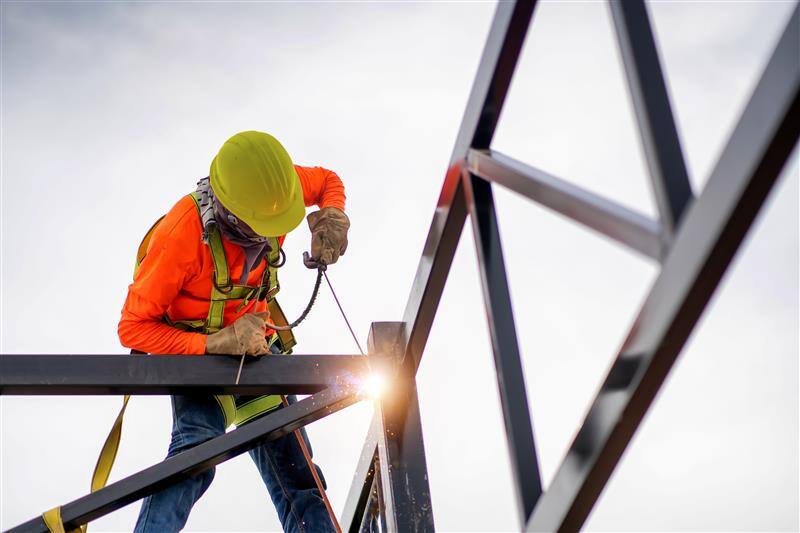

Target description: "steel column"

left=463, top=171, right=543, bottom=526
left=7, top=386, right=360, bottom=533
left=370, top=322, right=434, bottom=532
left=0, top=354, right=367, bottom=396
left=609, top=0, right=693, bottom=238
left=468, top=149, right=663, bottom=261
left=527, top=6, right=800, bottom=531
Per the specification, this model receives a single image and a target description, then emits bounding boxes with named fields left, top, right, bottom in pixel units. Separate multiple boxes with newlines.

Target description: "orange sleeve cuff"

left=188, top=333, right=207, bottom=355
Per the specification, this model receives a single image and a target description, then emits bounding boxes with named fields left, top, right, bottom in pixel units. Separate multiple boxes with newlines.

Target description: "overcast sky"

left=1, top=1, right=797, bottom=532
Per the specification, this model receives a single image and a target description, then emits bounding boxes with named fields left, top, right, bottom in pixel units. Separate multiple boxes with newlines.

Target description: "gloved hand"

left=205, top=312, right=271, bottom=356
left=304, top=207, right=350, bottom=269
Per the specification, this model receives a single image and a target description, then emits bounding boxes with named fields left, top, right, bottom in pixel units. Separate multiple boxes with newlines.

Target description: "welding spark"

left=360, top=372, right=387, bottom=399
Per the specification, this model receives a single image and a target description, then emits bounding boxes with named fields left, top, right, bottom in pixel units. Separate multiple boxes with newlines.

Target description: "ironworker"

left=118, top=130, right=349, bottom=533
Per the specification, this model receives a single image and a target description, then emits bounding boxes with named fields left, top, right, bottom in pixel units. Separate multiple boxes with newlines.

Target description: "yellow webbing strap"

left=206, top=289, right=226, bottom=334
left=206, top=225, right=231, bottom=289
left=232, top=395, right=282, bottom=426
left=42, top=505, right=84, bottom=533
left=214, top=395, right=237, bottom=428
left=42, top=395, right=130, bottom=533
left=91, top=395, right=130, bottom=491
left=187, top=192, right=231, bottom=290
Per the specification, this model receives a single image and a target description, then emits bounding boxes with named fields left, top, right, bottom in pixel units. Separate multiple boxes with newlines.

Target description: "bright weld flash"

left=361, top=372, right=387, bottom=399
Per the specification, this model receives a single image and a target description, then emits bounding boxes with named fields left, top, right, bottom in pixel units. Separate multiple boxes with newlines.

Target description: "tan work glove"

left=304, top=207, right=350, bottom=268
left=205, top=312, right=271, bottom=356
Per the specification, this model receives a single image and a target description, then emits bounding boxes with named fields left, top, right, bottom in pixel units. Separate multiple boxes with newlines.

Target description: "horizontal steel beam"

left=527, top=5, right=800, bottom=531
left=6, top=386, right=360, bottom=533
left=0, top=354, right=367, bottom=395
left=468, top=149, right=663, bottom=261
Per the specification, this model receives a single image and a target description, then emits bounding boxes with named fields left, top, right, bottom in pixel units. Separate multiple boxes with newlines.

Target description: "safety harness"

left=138, top=192, right=297, bottom=426
left=42, top=193, right=302, bottom=532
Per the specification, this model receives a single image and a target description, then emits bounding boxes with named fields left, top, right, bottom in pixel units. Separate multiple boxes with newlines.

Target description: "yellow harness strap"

left=42, top=505, right=83, bottom=533
left=42, top=396, right=129, bottom=532
left=91, top=395, right=130, bottom=492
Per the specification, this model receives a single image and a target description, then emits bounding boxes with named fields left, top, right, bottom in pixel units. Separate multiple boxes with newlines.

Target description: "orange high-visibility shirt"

left=118, top=165, right=345, bottom=355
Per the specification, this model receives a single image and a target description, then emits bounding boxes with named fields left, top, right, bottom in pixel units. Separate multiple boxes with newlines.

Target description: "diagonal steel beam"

left=340, top=415, right=379, bottom=533
left=6, top=386, right=361, bottom=533
left=345, top=3, right=538, bottom=526
left=402, top=0, right=537, bottom=371
left=357, top=473, right=381, bottom=533
left=527, top=5, right=800, bottom=531
left=610, top=0, right=693, bottom=239
left=463, top=171, right=543, bottom=526
left=0, top=354, right=367, bottom=395
left=468, top=149, right=663, bottom=261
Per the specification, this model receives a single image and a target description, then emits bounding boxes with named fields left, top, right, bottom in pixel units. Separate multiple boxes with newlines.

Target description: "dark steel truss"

left=2, top=1, right=798, bottom=532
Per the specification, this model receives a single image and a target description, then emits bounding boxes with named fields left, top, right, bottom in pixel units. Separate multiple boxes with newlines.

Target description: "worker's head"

left=210, top=131, right=304, bottom=237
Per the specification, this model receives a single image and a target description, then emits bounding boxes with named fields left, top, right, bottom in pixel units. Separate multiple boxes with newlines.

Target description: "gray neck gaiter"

left=196, top=177, right=272, bottom=284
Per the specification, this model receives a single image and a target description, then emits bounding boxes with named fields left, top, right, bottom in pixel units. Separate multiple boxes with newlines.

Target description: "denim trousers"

left=133, top=387, right=335, bottom=532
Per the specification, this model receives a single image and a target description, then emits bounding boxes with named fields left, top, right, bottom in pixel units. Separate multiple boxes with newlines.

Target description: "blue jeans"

left=134, top=390, right=335, bottom=533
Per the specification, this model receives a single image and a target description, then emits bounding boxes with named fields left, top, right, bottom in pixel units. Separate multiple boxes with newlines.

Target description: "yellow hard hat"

left=210, top=131, right=305, bottom=237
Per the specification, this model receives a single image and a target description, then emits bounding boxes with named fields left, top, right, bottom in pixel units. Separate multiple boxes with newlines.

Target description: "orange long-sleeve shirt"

left=118, top=165, right=345, bottom=355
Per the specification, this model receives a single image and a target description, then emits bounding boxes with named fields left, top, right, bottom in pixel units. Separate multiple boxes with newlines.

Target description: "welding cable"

left=260, top=266, right=324, bottom=331
left=281, top=395, right=343, bottom=533
left=236, top=262, right=323, bottom=384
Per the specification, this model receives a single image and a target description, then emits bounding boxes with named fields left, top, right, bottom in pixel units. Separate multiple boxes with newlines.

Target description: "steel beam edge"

left=6, top=386, right=361, bottom=533
left=609, top=0, right=693, bottom=239
left=0, top=354, right=367, bottom=395
left=468, top=149, right=663, bottom=261
left=340, top=413, right=379, bottom=533
left=401, top=0, right=537, bottom=372
left=527, top=6, right=800, bottom=531
left=463, top=171, right=543, bottom=526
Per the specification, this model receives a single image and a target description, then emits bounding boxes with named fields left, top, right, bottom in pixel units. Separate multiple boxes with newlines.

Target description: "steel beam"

left=468, top=149, right=663, bottom=261
left=341, top=415, right=380, bottom=533
left=610, top=0, right=693, bottom=238
left=344, top=3, right=539, bottom=526
left=0, top=354, right=367, bottom=395
left=370, top=323, right=435, bottom=532
left=6, top=386, right=360, bottom=533
left=527, top=6, right=800, bottom=531
left=463, top=171, right=542, bottom=526
left=357, top=474, right=380, bottom=533
left=402, top=0, right=537, bottom=371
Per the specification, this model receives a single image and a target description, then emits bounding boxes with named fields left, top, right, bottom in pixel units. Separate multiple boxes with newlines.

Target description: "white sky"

left=1, top=1, right=797, bottom=532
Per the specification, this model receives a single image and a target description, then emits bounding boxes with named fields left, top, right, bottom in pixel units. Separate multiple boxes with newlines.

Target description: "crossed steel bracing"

left=2, top=1, right=798, bottom=531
